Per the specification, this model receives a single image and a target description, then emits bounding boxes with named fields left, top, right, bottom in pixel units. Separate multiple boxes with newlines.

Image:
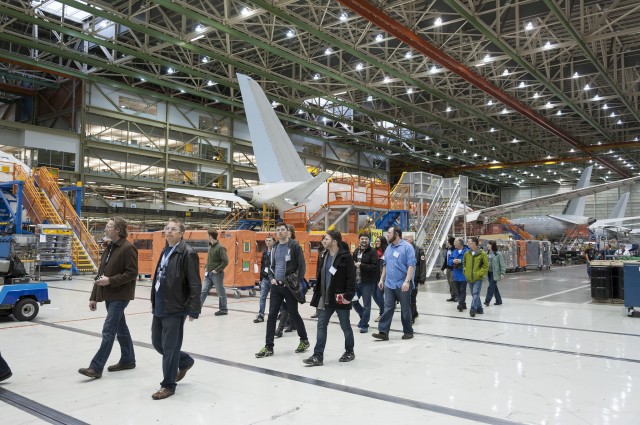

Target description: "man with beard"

left=352, top=232, right=378, bottom=333
left=372, top=226, right=416, bottom=341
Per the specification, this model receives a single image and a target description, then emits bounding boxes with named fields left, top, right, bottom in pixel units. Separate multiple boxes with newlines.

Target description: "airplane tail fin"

left=237, top=74, right=311, bottom=184
left=608, top=192, right=629, bottom=227
left=563, top=165, right=592, bottom=216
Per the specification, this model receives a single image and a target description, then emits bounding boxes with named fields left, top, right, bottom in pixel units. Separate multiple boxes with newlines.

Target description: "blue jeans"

left=89, top=300, right=135, bottom=372
left=455, top=281, right=468, bottom=307
left=485, top=273, right=502, bottom=304
left=265, top=285, right=308, bottom=348
left=378, top=285, right=412, bottom=335
left=373, top=283, right=385, bottom=316
left=258, top=278, right=271, bottom=316
left=469, top=280, right=483, bottom=312
left=353, top=281, right=375, bottom=329
left=201, top=271, right=227, bottom=311
left=151, top=314, right=194, bottom=391
left=313, top=306, right=354, bottom=360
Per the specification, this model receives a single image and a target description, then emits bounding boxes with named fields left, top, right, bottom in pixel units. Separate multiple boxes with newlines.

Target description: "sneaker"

left=303, top=354, right=323, bottom=366
left=78, top=368, right=102, bottom=379
left=294, top=340, right=310, bottom=353
left=374, top=315, right=381, bottom=322
left=253, top=315, right=264, bottom=323
left=359, top=327, right=368, bottom=334
left=215, top=310, right=228, bottom=316
left=470, top=309, right=476, bottom=317
left=401, top=333, right=413, bottom=340
left=255, top=346, right=274, bottom=358
left=339, top=351, right=355, bottom=362
left=372, top=332, right=389, bottom=341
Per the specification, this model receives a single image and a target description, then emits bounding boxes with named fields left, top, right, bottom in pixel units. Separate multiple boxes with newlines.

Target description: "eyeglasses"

left=164, top=226, right=181, bottom=232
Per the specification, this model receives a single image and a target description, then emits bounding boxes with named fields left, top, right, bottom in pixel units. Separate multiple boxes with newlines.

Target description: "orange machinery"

left=128, top=229, right=361, bottom=298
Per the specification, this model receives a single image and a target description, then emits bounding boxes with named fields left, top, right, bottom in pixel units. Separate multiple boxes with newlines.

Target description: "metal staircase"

left=16, top=166, right=98, bottom=273
left=494, top=217, right=535, bottom=240
left=414, top=175, right=467, bottom=278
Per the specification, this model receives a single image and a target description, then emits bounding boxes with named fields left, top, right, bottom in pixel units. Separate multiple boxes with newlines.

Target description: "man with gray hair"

left=448, top=238, right=469, bottom=313
left=79, top=217, right=138, bottom=380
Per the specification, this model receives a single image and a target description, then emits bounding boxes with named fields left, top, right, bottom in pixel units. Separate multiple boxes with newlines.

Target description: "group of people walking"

left=441, top=237, right=507, bottom=316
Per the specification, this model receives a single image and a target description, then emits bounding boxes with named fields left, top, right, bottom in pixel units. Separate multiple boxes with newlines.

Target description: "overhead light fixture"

left=593, top=94, right=601, bottom=101
left=286, top=29, right=295, bottom=38
left=383, top=76, right=391, bottom=83
left=533, top=92, right=540, bottom=98
left=324, top=48, right=332, bottom=55
left=167, top=68, right=175, bottom=74
left=489, top=127, right=496, bottom=132
left=430, top=65, right=438, bottom=73
left=584, top=84, right=591, bottom=90
left=617, top=120, right=623, bottom=125
left=241, top=7, right=251, bottom=15
left=206, top=80, right=216, bottom=86
left=503, top=69, right=509, bottom=76
left=544, top=41, right=552, bottom=49
left=406, top=88, right=413, bottom=94
left=434, top=17, right=443, bottom=26
left=501, top=108, right=509, bottom=114
left=573, top=72, right=579, bottom=79
left=201, top=56, right=209, bottom=63
left=610, top=112, right=616, bottom=117
left=556, top=110, right=562, bottom=116
left=487, top=100, right=493, bottom=106
left=313, top=73, right=320, bottom=80
left=375, top=34, right=384, bottom=42
left=356, top=63, right=363, bottom=71
left=483, top=54, right=492, bottom=63
left=367, top=95, right=373, bottom=101
left=519, top=82, right=526, bottom=88
left=446, top=106, right=452, bottom=112
left=405, top=51, right=412, bottom=59
left=190, top=34, right=205, bottom=42
left=339, top=13, right=348, bottom=21
left=602, top=104, right=609, bottom=109
left=525, top=22, right=533, bottom=31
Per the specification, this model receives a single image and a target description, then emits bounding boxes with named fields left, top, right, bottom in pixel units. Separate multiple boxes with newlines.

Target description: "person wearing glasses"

left=149, top=218, right=201, bottom=400
left=78, top=217, right=138, bottom=380
left=200, top=229, right=229, bottom=316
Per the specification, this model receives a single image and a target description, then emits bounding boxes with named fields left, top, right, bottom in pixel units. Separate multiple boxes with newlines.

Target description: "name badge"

left=264, top=267, right=269, bottom=273
left=329, top=266, right=337, bottom=275
left=393, top=251, right=399, bottom=258
left=155, top=280, right=160, bottom=291
left=285, top=255, right=291, bottom=261
left=357, top=253, right=363, bottom=259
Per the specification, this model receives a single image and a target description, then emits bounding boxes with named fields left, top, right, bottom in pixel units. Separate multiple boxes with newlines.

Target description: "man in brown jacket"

left=79, top=217, right=138, bottom=379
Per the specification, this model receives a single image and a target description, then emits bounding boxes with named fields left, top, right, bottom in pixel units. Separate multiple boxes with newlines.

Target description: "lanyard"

left=157, top=244, right=178, bottom=281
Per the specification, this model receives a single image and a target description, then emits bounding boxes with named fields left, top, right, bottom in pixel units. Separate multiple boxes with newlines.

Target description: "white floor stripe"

left=530, top=284, right=591, bottom=301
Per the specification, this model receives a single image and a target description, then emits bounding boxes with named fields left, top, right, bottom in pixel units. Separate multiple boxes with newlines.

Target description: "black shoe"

left=78, top=368, right=102, bottom=379
left=176, top=361, right=194, bottom=382
left=495, top=302, right=502, bottom=305
left=476, top=309, right=484, bottom=314
left=0, top=370, right=12, bottom=382
left=401, top=333, right=413, bottom=340
left=339, top=351, right=355, bottom=362
left=255, top=346, right=274, bottom=358
left=275, top=330, right=283, bottom=338
left=446, top=297, right=456, bottom=302
left=284, top=326, right=296, bottom=333
left=214, top=310, right=228, bottom=316
left=295, top=340, right=310, bottom=353
left=372, top=332, right=389, bottom=341
left=470, top=309, right=476, bottom=317
left=310, top=312, right=318, bottom=319
left=303, top=354, right=323, bottom=366
left=483, top=301, right=490, bottom=307
left=253, top=315, right=264, bottom=323
left=457, top=305, right=464, bottom=312
left=107, top=362, right=136, bottom=372
left=462, top=304, right=467, bottom=310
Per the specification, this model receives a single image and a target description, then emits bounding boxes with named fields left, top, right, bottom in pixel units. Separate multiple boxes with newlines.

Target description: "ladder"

left=415, top=176, right=464, bottom=278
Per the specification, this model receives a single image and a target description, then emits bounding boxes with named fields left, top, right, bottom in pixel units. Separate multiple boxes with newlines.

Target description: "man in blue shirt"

left=372, top=226, right=416, bottom=341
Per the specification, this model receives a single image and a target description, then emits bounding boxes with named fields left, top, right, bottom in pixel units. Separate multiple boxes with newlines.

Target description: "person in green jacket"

left=463, top=237, right=489, bottom=317
left=200, top=229, right=229, bottom=315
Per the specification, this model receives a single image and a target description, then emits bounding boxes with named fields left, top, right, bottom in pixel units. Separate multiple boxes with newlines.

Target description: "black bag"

left=285, top=273, right=306, bottom=304
left=7, top=254, right=27, bottom=278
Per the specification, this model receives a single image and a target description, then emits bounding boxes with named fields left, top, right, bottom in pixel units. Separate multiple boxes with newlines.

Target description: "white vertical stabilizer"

left=237, top=74, right=311, bottom=184
left=608, top=192, right=629, bottom=227
left=564, top=165, right=592, bottom=216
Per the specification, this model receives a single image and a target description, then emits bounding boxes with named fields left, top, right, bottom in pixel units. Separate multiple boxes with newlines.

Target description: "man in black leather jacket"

left=149, top=218, right=201, bottom=400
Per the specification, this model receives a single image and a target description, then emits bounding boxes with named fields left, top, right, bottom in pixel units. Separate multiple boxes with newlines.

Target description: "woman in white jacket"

left=484, top=241, right=507, bottom=306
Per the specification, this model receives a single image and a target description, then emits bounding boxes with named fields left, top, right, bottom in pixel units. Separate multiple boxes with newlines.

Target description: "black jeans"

left=151, top=314, right=194, bottom=391
left=0, top=352, right=10, bottom=376
left=265, top=284, right=308, bottom=348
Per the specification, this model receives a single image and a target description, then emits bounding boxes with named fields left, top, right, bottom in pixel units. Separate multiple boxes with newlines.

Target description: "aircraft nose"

left=587, top=217, right=597, bottom=225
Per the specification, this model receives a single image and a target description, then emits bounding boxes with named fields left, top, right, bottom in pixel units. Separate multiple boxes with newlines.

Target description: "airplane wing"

left=167, top=201, right=232, bottom=212
left=165, top=188, right=247, bottom=204
left=276, top=172, right=331, bottom=205
left=589, top=216, right=640, bottom=229
left=465, top=174, right=640, bottom=222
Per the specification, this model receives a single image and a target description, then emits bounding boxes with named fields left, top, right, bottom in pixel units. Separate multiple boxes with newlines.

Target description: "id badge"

left=393, top=251, right=400, bottom=258
left=329, top=266, right=337, bottom=275
left=285, top=255, right=291, bottom=261
left=155, top=280, right=160, bottom=291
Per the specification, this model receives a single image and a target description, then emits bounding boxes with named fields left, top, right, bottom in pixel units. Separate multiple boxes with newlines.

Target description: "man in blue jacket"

left=448, top=238, right=469, bottom=312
